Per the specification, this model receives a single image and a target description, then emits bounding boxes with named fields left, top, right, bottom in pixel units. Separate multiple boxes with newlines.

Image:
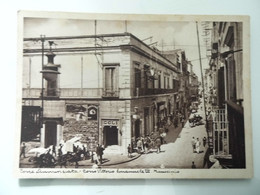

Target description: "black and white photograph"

left=16, top=11, right=252, bottom=179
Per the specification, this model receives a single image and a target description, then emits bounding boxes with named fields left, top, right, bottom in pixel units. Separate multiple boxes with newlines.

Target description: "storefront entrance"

left=104, top=126, right=118, bottom=146
left=45, top=121, right=57, bottom=148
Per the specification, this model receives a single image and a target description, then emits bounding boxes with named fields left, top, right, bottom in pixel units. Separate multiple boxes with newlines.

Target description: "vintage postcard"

left=15, top=11, right=253, bottom=179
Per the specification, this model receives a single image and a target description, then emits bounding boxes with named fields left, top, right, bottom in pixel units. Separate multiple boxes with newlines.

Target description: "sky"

left=24, top=18, right=210, bottom=81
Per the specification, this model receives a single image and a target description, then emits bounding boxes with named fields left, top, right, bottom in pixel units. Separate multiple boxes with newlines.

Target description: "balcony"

left=102, top=89, right=119, bottom=99
left=43, top=88, right=60, bottom=99
left=23, top=88, right=103, bottom=99
left=134, top=88, right=177, bottom=96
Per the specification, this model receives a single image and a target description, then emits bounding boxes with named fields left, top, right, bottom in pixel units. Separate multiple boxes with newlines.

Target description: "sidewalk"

left=78, top=152, right=141, bottom=167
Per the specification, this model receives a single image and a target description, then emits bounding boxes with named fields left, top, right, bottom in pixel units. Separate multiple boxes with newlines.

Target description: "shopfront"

left=102, top=119, right=121, bottom=147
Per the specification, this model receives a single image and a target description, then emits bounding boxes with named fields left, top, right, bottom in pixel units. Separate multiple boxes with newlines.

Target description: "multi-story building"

left=206, top=22, right=245, bottom=168
left=22, top=32, right=181, bottom=154
left=163, top=49, right=191, bottom=118
left=187, top=62, right=199, bottom=103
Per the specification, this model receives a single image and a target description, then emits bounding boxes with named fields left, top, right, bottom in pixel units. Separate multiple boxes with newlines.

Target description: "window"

left=134, top=68, right=141, bottom=96
left=158, top=74, right=161, bottom=89
left=164, top=76, right=166, bottom=89
left=105, top=67, right=115, bottom=91
left=172, top=79, right=179, bottom=93
left=103, top=64, right=119, bottom=97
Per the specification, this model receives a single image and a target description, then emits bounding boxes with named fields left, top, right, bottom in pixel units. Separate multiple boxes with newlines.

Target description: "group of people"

left=191, top=137, right=207, bottom=168
left=168, top=112, right=186, bottom=128
left=191, top=136, right=207, bottom=154
left=129, top=133, right=164, bottom=156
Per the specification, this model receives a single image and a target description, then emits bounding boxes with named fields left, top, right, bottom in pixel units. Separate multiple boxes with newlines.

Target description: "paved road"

left=112, top=108, right=208, bottom=169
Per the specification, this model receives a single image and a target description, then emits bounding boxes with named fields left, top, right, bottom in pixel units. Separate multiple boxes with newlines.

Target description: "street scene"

left=20, top=102, right=208, bottom=169
left=19, top=17, right=246, bottom=170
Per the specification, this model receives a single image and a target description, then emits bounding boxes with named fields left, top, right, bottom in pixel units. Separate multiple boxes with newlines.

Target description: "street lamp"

left=40, top=35, right=45, bottom=129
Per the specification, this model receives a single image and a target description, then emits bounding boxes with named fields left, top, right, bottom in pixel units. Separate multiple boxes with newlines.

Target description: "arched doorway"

left=104, top=126, right=118, bottom=146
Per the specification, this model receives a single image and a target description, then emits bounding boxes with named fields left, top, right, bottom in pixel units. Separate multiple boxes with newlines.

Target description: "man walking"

left=127, top=144, right=132, bottom=158
left=136, top=138, right=143, bottom=154
left=191, top=137, right=196, bottom=153
left=203, top=137, right=207, bottom=147
left=96, top=144, right=101, bottom=162
left=99, top=145, right=104, bottom=164
left=20, top=142, right=26, bottom=158
left=191, top=161, right=196, bottom=169
left=181, top=115, right=185, bottom=128
left=52, top=145, right=56, bottom=157
left=196, top=138, right=201, bottom=154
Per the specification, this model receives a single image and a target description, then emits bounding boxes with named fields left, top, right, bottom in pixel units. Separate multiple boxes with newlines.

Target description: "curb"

left=99, top=153, right=142, bottom=167
left=78, top=153, right=142, bottom=167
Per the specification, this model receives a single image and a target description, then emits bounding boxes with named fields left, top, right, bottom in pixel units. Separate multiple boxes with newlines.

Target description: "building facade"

left=205, top=22, right=245, bottom=168
left=22, top=33, right=183, bottom=154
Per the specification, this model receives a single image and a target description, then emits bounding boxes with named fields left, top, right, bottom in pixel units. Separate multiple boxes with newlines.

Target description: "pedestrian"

left=191, top=161, right=196, bottom=169
left=181, top=116, right=185, bottom=128
left=96, top=144, right=100, bottom=160
left=203, top=137, right=207, bottom=147
left=58, top=148, right=66, bottom=168
left=155, top=137, right=161, bottom=154
left=93, top=152, right=100, bottom=165
left=191, top=137, right=196, bottom=153
left=73, top=144, right=77, bottom=153
left=143, top=136, right=148, bottom=154
left=45, top=149, right=55, bottom=168
left=52, top=145, right=56, bottom=157
left=76, top=145, right=80, bottom=153
left=20, top=142, right=26, bottom=158
left=83, top=144, right=88, bottom=160
left=127, top=144, right=132, bottom=158
left=196, top=138, right=201, bottom=154
left=136, top=138, right=143, bottom=154
left=174, top=116, right=178, bottom=128
left=58, top=144, right=63, bottom=157
left=99, top=145, right=104, bottom=164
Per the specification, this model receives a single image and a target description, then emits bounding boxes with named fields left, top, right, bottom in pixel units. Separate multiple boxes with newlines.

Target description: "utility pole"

left=40, top=35, right=45, bottom=129
left=196, top=22, right=209, bottom=143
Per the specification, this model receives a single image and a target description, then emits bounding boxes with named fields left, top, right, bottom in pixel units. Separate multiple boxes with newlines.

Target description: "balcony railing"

left=102, top=89, right=119, bottom=98
left=43, top=88, right=61, bottom=98
left=23, top=88, right=103, bottom=99
left=134, top=88, right=177, bottom=96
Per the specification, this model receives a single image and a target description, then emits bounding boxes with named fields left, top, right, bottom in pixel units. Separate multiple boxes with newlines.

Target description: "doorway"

left=104, top=126, right=118, bottom=146
left=135, top=119, right=141, bottom=138
left=45, top=121, right=57, bottom=148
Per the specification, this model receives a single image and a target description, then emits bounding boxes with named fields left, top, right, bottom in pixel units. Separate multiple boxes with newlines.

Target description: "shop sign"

left=102, top=119, right=119, bottom=126
left=88, top=106, right=98, bottom=120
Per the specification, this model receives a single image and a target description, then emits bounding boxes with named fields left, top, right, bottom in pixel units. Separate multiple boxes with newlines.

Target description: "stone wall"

left=63, top=119, right=99, bottom=151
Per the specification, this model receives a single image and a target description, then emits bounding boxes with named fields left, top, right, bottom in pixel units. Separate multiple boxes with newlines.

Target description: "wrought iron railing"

left=134, top=88, right=177, bottom=96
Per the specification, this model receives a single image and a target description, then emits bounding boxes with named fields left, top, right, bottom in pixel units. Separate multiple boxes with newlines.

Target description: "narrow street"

left=111, top=107, right=208, bottom=169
